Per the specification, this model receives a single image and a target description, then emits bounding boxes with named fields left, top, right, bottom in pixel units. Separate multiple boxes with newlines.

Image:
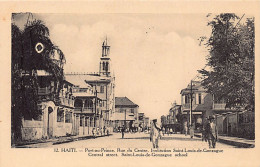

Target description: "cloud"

left=47, top=15, right=208, bottom=119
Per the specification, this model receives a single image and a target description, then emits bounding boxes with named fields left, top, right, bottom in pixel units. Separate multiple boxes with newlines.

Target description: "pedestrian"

left=150, top=119, right=161, bottom=148
left=103, top=126, right=106, bottom=136
left=201, top=125, right=208, bottom=142
left=121, top=125, right=125, bottom=139
left=170, top=128, right=173, bottom=135
left=183, top=122, right=188, bottom=136
left=162, top=127, right=165, bottom=136
left=106, top=128, right=109, bottom=136
left=206, top=116, right=218, bottom=148
left=92, top=128, right=97, bottom=138
left=190, top=123, right=195, bottom=139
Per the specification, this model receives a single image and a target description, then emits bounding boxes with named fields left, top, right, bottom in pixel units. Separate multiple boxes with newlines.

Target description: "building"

left=112, top=97, right=139, bottom=131
left=179, top=80, right=254, bottom=139
left=65, top=38, right=115, bottom=133
left=180, top=81, right=213, bottom=131
left=212, top=98, right=254, bottom=139
left=21, top=70, right=76, bottom=140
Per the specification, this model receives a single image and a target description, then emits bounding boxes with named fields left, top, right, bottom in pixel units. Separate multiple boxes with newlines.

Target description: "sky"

left=13, top=13, right=213, bottom=120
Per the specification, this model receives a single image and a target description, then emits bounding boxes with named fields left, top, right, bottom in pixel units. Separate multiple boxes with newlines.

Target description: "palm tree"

left=11, top=16, right=66, bottom=144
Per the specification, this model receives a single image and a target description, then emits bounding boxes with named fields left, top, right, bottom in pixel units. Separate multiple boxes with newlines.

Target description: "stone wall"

left=22, top=119, right=44, bottom=140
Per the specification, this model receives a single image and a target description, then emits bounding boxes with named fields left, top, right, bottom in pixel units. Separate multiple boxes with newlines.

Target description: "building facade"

left=21, top=71, right=76, bottom=140
left=65, top=38, right=116, bottom=134
left=112, top=97, right=139, bottom=131
left=180, top=81, right=213, bottom=131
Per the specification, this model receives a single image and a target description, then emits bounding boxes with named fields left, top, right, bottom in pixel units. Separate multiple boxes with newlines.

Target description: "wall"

left=22, top=119, right=44, bottom=140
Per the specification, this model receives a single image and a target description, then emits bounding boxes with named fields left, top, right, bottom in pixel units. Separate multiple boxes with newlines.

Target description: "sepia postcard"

left=0, top=1, right=260, bottom=167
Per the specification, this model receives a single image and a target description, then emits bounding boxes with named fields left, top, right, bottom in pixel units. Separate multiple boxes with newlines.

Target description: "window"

left=80, top=117, right=83, bottom=126
left=185, top=95, right=189, bottom=104
left=131, top=109, right=134, bottom=113
left=85, top=117, right=88, bottom=127
left=100, top=86, right=104, bottom=93
left=198, top=93, right=202, bottom=104
left=103, top=62, right=105, bottom=70
left=57, top=109, right=64, bottom=122
left=105, top=62, right=109, bottom=71
left=65, top=111, right=72, bottom=123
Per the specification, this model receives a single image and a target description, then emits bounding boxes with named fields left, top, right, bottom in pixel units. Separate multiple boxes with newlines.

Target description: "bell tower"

left=99, top=38, right=111, bottom=76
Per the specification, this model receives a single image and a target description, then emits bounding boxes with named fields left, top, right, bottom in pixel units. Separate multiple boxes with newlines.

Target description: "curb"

left=13, top=134, right=113, bottom=147
left=52, top=134, right=113, bottom=145
left=194, top=134, right=255, bottom=148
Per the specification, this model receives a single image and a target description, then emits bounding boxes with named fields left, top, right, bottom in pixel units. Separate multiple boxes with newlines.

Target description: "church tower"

left=99, top=38, right=111, bottom=76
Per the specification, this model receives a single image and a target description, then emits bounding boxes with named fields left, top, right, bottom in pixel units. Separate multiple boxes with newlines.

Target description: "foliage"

left=199, top=14, right=254, bottom=111
left=11, top=18, right=65, bottom=142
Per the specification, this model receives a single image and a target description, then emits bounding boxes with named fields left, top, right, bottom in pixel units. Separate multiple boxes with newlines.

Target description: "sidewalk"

left=194, top=133, right=255, bottom=148
left=13, top=134, right=112, bottom=148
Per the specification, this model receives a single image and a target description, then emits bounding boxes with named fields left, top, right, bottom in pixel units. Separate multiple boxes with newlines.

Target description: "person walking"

left=121, top=125, right=125, bottom=139
left=190, top=123, right=195, bottom=139
left=92, top=128, right=97, bottom=138
left=206, top=116, right=218, bottom=148
left=150, top=119, right=161, bottom=148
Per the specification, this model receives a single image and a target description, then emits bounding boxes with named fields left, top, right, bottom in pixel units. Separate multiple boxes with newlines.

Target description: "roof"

left=180, top=81, right=207, bottom=94
left=73, top=92, right=95, bottom=97
left=65, top=73, right=111, bottom=84
left=115, top=97, right=138, bottom=107
left=65, top=75, right=93, bottom=88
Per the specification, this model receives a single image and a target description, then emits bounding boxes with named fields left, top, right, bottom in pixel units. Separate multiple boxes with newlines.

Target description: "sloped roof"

left=180, top=81, right=207, bottom=94
left=65, top=75, right=92, bottom=88
left=115, top=97, right=138, bottom=107
left=65, top=73, right=111, bottom=84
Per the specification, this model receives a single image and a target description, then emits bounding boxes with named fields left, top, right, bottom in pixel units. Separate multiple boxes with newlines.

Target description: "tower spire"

left=100, top=37, right=111, bottom=76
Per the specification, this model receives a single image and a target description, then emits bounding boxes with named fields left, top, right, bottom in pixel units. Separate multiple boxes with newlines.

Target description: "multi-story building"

left=112, top=97, right=139, bottom=131
left=22, top=70, right=76, bottom=140
left=65, top=38, right=115, bottom=132
left=180, top=81, right=213, bottom=131
left=179, top=80, right=254, bottom=139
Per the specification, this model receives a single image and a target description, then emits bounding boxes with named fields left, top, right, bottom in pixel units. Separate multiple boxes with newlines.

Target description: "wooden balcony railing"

left=74, top=107, right=94, bottom=113
left=59, top=97, right=74, bottom=108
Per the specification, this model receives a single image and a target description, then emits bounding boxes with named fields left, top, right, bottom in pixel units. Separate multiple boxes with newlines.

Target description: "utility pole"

left=190, top=80, right=193, bottom=127
left=124, top=109, right=127, bottom=127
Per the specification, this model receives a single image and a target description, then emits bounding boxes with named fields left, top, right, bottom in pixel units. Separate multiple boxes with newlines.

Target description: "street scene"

left=11, top=13, right=255, bottom=149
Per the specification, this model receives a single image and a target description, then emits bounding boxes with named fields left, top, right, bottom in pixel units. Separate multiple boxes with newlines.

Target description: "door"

left=47, top=107, right=53, bottom=138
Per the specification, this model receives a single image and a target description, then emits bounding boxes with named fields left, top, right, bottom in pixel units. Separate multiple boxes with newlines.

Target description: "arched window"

left=74, top=99, right=83, bottom=108
left=106, top=62, right=109, bottom=71
left=103, top=62, right=105, bottom=70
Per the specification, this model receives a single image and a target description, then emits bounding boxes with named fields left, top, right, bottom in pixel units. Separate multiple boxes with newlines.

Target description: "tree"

left=11, top=17, right=66, bottom=143
left=199, top=14, right=254, bottom=111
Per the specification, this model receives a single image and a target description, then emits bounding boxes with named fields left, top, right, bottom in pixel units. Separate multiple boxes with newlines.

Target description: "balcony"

left=59, top=97, right=74, bottom=108
left=74, top=107, right=94, bottom=114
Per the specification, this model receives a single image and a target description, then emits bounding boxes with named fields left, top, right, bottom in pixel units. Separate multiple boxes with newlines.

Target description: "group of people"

left=149, top=116, right=218, bottom=149
left=202, top=116, right=218, bottom=148
left=92, top=126, right=109, bottom=138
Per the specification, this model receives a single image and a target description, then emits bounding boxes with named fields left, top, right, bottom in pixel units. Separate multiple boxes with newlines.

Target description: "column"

left=83, top=116, right=85, bottom=135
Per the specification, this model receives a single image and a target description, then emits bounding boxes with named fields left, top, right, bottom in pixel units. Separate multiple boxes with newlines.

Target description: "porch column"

left=83, top=116, right=85, bottom=135
left=64, top=110, right=66, bottom=123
